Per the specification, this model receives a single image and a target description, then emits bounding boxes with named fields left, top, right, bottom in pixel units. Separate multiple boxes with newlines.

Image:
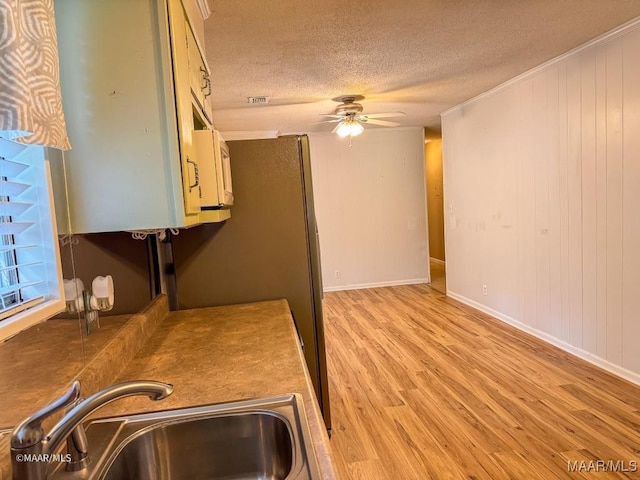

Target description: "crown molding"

left=220, top=130, right=280, bottom=141
left=196, top=0, right=211, bottom=19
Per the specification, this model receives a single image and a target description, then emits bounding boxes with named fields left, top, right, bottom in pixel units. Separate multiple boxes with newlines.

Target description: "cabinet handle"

left=199, top=67, right=208, bottom=89
left=187, top=157, right=199, bottom=192
left=200, top=67, right=212, bottom=98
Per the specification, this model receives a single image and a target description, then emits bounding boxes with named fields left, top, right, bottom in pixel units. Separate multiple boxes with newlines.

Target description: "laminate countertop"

left=0, top=297, right=338, bottom=480
left=0, top=298, right=167, bottom=480
left=98, top=300, right=338, bottom=479
left=0, top=315, right=132, bottom=427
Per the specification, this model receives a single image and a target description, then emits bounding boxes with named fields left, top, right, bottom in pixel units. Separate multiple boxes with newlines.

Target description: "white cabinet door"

left=54, top=0, right=212, bottom=231
left=186, top=22, right=213, bottom=124
left=167, top=0, right=202, bottom=215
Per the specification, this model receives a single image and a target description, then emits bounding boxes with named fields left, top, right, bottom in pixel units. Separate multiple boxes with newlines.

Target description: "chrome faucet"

left=10, top=380, right=173, bottom=480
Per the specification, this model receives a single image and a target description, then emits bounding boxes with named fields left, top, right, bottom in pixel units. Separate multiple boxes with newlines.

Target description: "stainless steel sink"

left=104, top=412, right=292, bottom=480
left=51, top=394, right=321, bottom=480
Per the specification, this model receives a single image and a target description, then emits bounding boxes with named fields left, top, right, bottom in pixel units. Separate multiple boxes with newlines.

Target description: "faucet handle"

left=11, top=381, right=81, bottom=449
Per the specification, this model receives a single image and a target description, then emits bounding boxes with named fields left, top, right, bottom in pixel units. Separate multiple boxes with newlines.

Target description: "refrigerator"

left=171, top=135, right=331, bottom=429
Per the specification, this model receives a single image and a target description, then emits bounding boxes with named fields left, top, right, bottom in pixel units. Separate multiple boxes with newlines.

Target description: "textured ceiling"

left=204, top=1, right=640, bottom=134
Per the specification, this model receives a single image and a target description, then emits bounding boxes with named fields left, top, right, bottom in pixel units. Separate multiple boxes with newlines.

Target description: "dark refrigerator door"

left=172, top=135, right=330, bottom=428
left=298, top=135, right=331, bottom=429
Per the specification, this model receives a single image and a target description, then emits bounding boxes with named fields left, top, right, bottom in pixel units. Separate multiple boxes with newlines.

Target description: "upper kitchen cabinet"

left=54, top=0, right=229, bottom=234
left=186, top=23, right=214, bottom=124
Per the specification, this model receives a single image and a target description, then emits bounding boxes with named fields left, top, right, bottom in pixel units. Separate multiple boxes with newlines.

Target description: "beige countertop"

left=1, top=297, right=337, bottom=479
left=0, top=296, right=168, bottom=480
left=0, top=314, right=132, bottom=427
left=100, top=300, right=338, bottom=479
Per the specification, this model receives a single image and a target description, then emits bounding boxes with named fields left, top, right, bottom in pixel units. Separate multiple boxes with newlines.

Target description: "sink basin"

left=51, top=394, right=321, bottom=480
left=104, top=412, right=293, bottom=480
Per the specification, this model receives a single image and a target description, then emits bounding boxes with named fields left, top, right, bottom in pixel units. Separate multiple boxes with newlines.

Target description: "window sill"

left=0, top=299, right=65, bottom=343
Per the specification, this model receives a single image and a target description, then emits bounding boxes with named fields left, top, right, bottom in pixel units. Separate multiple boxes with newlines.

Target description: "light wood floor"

left=324, top=285, right=640, bottom=480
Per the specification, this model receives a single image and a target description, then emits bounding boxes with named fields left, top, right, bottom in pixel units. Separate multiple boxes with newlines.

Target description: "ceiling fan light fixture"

left=336, top=118, right=364, bottom=138
left=321, top=95, right=404, bottom=136
left=350, top=121, right=364, bottom=136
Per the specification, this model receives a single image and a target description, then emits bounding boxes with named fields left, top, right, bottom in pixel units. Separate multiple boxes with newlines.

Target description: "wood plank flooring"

left=324, top=285, right=640, bottom=479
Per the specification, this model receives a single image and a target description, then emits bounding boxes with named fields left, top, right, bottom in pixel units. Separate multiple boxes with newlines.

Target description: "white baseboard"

left=430, top=257, right=446, bottom=266
left=323, top=278, right=429, bottom=293
left=446, top=291, right=640, bottom=387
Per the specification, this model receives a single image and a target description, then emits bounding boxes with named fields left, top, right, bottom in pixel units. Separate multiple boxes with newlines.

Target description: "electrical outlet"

left=482, top=284, right=488, bottom=295
left=334, top=270, right=341, bottom=279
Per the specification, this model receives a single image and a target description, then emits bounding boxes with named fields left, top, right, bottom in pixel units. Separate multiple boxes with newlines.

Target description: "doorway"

left=425, top=128, right=446, bottom=293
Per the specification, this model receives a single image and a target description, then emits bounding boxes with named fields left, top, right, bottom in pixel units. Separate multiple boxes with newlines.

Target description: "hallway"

left=324, top=285, right=640, bottom=479
left=429, top=259, right=446, bottom=294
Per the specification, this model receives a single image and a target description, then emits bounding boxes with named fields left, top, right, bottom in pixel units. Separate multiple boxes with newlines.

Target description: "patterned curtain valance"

left=0, top=0, right=70, bottom=150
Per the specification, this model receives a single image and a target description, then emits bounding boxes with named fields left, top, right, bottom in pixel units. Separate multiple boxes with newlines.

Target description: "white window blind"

left=0, top=138, right=63, bottom=335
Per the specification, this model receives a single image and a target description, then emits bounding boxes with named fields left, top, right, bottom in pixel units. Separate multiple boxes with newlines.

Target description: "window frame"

left=0, top=141, right=65, bottom=342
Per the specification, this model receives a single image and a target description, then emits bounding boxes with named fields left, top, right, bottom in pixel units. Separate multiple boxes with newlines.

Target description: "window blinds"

left=0, top=141, right=48, bottom=321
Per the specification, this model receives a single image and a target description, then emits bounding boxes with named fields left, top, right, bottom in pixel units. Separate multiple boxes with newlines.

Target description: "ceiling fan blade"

left=320, top=114, right=345, bottom=118
left=309, top=119, right=343, bottom=125
left=360, top=112, right=405, bottom=119
left=362, top=118, right=401, bottom=127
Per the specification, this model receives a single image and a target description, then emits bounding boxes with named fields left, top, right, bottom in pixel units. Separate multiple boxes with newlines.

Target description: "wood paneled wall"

left=442, top=20, right=640, bottom=381
left=308, top=128, right=429, bottom=291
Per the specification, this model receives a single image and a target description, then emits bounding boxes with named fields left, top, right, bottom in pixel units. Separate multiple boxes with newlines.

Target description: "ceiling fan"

left=317, top=95, right=405, bottom=137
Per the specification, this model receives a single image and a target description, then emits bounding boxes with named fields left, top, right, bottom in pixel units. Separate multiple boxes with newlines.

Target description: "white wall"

left=309, top=128, right=429, bottom=291
left=442, top=19, right=640, bottom=382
